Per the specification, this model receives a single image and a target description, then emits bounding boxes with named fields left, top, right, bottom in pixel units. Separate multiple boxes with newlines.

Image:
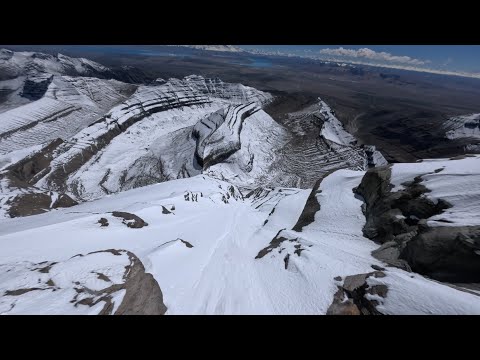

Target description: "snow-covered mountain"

left=0, top=49, right=111, bottom=79
left=0, top=50, right=479, bottom=315
left=444, top=113, right=480, bottom=140
left=443, top=113, right=480, bottom=153
left=0, top=67, right=385, bottom=217
left=178, top=45, right=245, bottom=53
left=1, top=156, right=479, bottom=314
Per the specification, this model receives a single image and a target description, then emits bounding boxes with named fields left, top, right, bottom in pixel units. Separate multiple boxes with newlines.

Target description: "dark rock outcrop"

left=327, top=271, right=387, bottom=315
left=161, top=206, right=172, bottom=214
left=114, top=250, right=167, bottom=315
left=111, top=211, right=148, bottom=228
left=52, top=194, right=78, bottom=208
left=7, top=192, right=77, bottom=218
left=0, top=138, right=77, bottom=218
left=292, top=169, right=342, bottom=232
left=98, top=218, right=109, bottom=227
left=5, top=138, right=63, bottom=185
left=255, top=229, right=308, bottom=271
left=400, top=226, right=480, bottom=282
left=326, top=287, right=362, bottom=315
left=179, top=239, right=194, bottom=248
left=292, top=178, right=322, bottom=232
left=255, top=229, right=289, bottom=259
left=20, top=74, right=53, bottom=100
left=74, top=250, right=166, bottom=315
left=202, top=103, right=260, bottom=169
left=355, top=165, right=480, bottom=282
left=355, top=166, right=451, bottom=244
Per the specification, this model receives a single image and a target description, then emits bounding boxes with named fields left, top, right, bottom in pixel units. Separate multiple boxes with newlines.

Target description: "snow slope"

left=0, top=97, right=75, bottom=139
left=0, top=49, right=110, bottom=79
left=204, top=107, right=288, bottom=189
left=0, top=76, right=136, bottom=153
left=444, top=113, right=480, bottom=140
left=1, top=172, right=478, bottom=314
left=0, top=250, right=130, bottom=315
left=66, top=104, right=223, bottom=200
left=318, top=98, right=357, bottom=146
left=390, top=155, right=480, bottom=227
left=1, top=69, right=387, bottom=216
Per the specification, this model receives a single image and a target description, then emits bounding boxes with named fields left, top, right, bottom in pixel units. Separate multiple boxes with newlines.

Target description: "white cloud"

left=443, top=57, right=453, bottom=66
left=319, top=47, right=428, bottom=66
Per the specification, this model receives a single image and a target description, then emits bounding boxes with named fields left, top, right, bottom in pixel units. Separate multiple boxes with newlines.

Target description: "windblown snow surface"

left=1, top=164, right=479, bottom=314
left=390, top=155, right=480, bottom=227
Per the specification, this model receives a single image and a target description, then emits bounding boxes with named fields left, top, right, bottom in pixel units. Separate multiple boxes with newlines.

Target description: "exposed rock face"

left=6, top=193, right=54, bottom=217
left=255, top=229, right=309, bottom=271
left=98, top=218, right=109, bottom=227
left=52, top=193, right=78, bottom=208
left=255, top=229, right=290, bottom=259
left=292, top=170, right=340, bottom=232
left=355, top=165, right=450, bottom=244
left=202, top=103, right=261, bottom=168
left=0, top=138, right=77, bottom=217
left=292, top=178, right=322, bottom=232
left=6, top=192, right=77, bottom=218
left=1, top=70, right=388, bottom=219
left=38, top=76, right=271, bottom=193
left=327, top=271, right=387, bottom=315
left=355, top=165, right=480, bottom=282
left=20, top=74, right=53, bottom=100
left=192, top=108, right=225, bottom=167
left=444, top=113, right=480, bottom=141
left=263, top=98, right=387, bottom=189
left=111, top=211, right=148, bottom=228
left=401, top=226, right=480, bottom=282
left=5, top=138, right=63, bottom=185
left=363, top=144, right=388, bottom=168
left=113, top=250, right=167, bottom=315
left=0, top=249, right=167, bottom=315
left=326, top=288, right=361, bottom=315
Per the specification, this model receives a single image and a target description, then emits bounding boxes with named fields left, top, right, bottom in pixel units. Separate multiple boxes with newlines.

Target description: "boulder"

left=400, top=226, right=480, bottom=282
left=326, top=271, right=387, bottom=315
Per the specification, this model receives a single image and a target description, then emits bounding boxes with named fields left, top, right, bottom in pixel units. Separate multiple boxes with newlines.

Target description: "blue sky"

left=239, top=45, right=480, bottom=74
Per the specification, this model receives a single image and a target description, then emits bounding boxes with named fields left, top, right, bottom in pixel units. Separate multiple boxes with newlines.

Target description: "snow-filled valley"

left=0, top=49, right=479, bottom=315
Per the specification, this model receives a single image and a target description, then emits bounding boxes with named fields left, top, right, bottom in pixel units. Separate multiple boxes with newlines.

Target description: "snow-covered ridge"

left=318, top=98, right=357, bottom=146
left=0, top=97, right=76, bottom=139
left=202, top=102, right=261, bottom=167
left=0, top=76, right=267, bottom=200
left=444, top=113, right=480, bottom=140
left=1, top=170, right=479, bottom=315
left=176, top=45, right=245, bottom=53
left=0, top=71, right=388, bottom=215
left=390, top=155, right=480, bottom=227
left=0, top=76, right=137, bottom=154
left=0, top=49, right=111, bottom=78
